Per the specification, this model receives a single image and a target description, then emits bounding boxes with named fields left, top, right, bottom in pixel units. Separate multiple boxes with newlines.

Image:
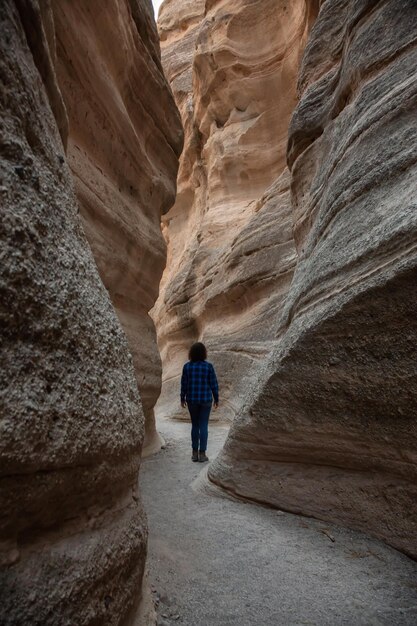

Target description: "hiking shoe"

left=199, top=452, right=209, bottom=463
left=192, top=450, right=199, bottom=462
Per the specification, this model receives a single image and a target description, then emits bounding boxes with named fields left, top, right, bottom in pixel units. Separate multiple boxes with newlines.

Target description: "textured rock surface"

left=52, top=0, right=182, bottom=453
left=0, top=0, right=177, bottom=623
left=209, top=0, right=417, bottom=557
left=153, top=0, right=318, bottom=422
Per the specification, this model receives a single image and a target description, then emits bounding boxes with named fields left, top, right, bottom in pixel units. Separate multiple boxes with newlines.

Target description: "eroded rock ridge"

left=0, top=1, right=180, bottom=623
left=209, top=0, right=417, bottom=557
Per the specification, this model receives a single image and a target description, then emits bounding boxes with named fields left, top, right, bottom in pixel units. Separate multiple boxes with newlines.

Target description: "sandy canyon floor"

left=141, top=418, right=417, bottom=626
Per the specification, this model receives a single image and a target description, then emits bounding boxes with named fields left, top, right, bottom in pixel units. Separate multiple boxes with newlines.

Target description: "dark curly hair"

left=189, top=342, right=207, bottom=362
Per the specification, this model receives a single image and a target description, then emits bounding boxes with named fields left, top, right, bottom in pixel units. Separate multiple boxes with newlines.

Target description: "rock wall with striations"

left=153, top=0, right=318, bottom=422
left=209, top=0, right=417, bottom=557
left=0, top=0, right=179, bottom=623
left=52, top=0, right=182, bottom=454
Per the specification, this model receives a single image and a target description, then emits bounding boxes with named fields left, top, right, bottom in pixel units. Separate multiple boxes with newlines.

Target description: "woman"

left=180, top=342, right=219, bottom=462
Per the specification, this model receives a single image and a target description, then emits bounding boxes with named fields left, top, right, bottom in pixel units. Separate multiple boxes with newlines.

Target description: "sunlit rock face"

left=209, top=0, right=417, bottom=558
left=153, top=0, right=318, bottom=422
left=52, top=0, right=182, bottom=454
left=0, top=0, right=179, bottom=623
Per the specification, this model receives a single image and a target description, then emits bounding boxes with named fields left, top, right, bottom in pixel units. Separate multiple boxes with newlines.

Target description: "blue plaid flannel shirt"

left=181, top=360, right=219, bottom=404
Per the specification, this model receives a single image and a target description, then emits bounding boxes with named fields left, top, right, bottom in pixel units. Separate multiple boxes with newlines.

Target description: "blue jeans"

left=188, top=402, right=212, bottom=452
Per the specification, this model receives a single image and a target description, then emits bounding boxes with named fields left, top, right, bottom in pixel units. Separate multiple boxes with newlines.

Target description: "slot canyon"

left=0, top=0, right=416, bottom=625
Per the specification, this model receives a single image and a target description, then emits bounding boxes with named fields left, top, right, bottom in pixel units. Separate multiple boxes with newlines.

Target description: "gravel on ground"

left=140, top=417, right=417, bottom=626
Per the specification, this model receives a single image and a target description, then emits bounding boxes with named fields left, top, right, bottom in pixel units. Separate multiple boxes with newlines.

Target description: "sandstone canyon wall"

left=209, top=0, right=417, bottom=557
left=52, top=0, right=182, bottom=453
left=153, top=0, right=319, bottom=422
left=0, top=1, right=179, bottom=623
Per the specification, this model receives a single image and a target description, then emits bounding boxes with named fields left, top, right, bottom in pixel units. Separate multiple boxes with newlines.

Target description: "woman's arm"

left=209, top=364, right=219, bottom=405
left=180, top=364, right=188, bottom=406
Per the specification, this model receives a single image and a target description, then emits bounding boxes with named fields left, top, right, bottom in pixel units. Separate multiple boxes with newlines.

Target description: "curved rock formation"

left=52, top=0, right=182, bottom=454
left=153, top=0, right=318, bottom=422
left=209, top=0, right=417, bottom=557
left=0, top=0, right=179, bottom=623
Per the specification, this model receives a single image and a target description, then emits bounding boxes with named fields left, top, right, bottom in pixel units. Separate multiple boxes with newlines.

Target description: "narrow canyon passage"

left=141, top=419, right=417, bottom=626
left=2, top=0, right=417, bottom=623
